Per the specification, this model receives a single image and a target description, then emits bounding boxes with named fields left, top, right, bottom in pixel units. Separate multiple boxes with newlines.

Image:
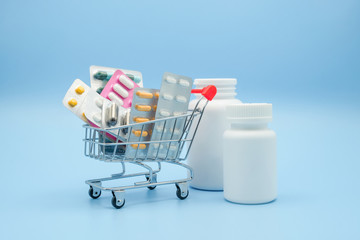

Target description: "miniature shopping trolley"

left=83, top=85, right=217, bottom=209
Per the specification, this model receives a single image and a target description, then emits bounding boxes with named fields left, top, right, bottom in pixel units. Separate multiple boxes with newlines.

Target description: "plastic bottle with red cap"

left=187, top=78, right=241, bottom=191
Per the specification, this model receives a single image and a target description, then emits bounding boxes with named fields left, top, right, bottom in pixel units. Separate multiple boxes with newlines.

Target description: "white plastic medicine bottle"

left=223, top=103, right=277, bottom=204
left=187, top=78, right=241, bottom=190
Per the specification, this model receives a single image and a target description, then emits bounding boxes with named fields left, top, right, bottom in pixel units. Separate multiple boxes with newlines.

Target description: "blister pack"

left=148, top=73, right=193, bottom=159
left=84, top=90, right=129, bottom=142
left=125, top=88, right=160, bottom=159
left=100, top=70, right=140, bottom=109
left=62, top=79, right=91, bottom=123
left=90, top=66, right=143, bottom=94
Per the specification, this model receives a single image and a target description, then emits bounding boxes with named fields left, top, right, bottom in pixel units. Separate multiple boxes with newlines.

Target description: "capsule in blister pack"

left=125, top=88, right=160, bottom=159
left=84, top=90, right=128, bottom=142
left=90, top=65, right=143, bottom=94
left=62, top=79, right=91, bottom=123
left=148, top=73, right=193, bottom=160
left=100, top=70, right=140, bottom=109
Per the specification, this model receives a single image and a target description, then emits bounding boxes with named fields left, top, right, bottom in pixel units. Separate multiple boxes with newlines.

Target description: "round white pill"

left=170, top=145, right=178, bottom=151
left=163, top=94, right=174, bottom=101
left=166, top=76, right=177, bottom=84
left=156, top=126, right=166, bottom=133
left=173, top=111, right=184, bottom=116
left=179, top=79, right=190, bottom=87
left=95, top=98, right=103, bottom=108
left=175, top=95, right=187, bottom=103
left=93, top=113, right=102, bottom=123
left=160, top=110, right=170, bottom=117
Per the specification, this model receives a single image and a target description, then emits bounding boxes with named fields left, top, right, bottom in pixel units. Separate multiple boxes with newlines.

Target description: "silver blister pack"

left=125, top=88, right=160, bottom=159
left=148, top=73, right=193, bottom=160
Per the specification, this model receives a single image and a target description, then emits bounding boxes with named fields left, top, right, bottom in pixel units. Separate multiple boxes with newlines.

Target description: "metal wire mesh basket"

left=83, top=85, right=217, bottom=209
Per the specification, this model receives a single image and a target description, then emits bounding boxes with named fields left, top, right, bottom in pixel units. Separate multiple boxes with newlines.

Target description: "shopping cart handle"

left=191, top=85, right=217, bottom=101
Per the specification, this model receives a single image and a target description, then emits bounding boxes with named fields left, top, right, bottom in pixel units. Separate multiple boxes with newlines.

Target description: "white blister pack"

left=125, top=88, right=160, bottom=159
left=84, top=90, right=129, bottom=142
left=148, top=73, right=193, bottom=159
left=62, top=79, right=91, bottom=123
left=90, top=65, right=143, bottom=94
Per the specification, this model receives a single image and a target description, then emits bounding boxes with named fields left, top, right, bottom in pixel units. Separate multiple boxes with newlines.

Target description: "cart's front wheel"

left=176, top=183, right=189, bottom=200
left=88, top=186, right=101, bottom=199
left=111, top=191, right=125, bottom=209
left=111, top=196, right=125, bottom=209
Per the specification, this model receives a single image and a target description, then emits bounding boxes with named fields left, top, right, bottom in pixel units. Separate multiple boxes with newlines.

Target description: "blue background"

left=1, top=0, right=359, bottom=239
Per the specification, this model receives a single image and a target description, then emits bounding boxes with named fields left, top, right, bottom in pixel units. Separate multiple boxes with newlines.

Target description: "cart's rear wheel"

left=176, top=184, right=189, bottom=200
left=146, top=176, right=157, bottom=190
left=88, top=186, right=101, bottom=199
left=111, top=196, right=125, bottom=209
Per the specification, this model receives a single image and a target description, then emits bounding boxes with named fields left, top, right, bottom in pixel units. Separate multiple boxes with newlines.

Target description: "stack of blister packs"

left=63, top=66, right=193, bottom=159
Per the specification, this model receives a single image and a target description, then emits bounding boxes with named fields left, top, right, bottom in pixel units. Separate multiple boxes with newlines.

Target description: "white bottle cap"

left=194, top=78, right=237, bottom=98
left=226, top=103, right=272, bottom=123
left=194, top=78, right=237, bottom=86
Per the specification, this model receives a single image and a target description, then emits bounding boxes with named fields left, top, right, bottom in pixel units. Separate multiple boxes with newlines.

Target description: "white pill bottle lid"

left=226, top=103, right=272, bottom=124
left=194, top=78, right=238, bottom=99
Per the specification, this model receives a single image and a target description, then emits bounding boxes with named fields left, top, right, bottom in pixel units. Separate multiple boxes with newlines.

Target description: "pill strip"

left=63, top=78, right=128, bottom=153
left=125, top=88, right=159, bottom=160
left=148, top=72, right=193, bottom=160
left=100, top=70, right=140, bottom=109
left=83, top=89, right=128, bottom=142
left=90, top=65, right=143, bottom=94
left=62, top=79, right=91, bottom=123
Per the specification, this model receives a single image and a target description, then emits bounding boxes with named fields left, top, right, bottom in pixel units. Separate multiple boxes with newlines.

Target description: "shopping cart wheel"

left=146, top=175, right=157, bottom=190
left=111, top=191, right=125, bottom=209
left=175, top=183, right=189, bottom=200
left=88, top=186, right=101, bottom=199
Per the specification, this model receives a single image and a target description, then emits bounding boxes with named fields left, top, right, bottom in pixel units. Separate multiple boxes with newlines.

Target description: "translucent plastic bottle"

left=187, top=78, right=241, bottom=190
left=223, top=103, right=277, bottom=204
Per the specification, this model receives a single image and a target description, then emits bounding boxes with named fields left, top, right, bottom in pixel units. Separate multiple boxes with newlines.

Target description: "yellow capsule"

left=131, top=144, right=147, bottom=149
left=135, top=104, right=151, bottom=112
left=133, top=117, right=149, bottom=123
left=132, top=130, right=148, bottom=137
left=154, top=92, right=160, bottom=99
left=136, top=91, right=153, bottom=99
left=152, top=105, right=157, bottom=111
left=68, top=98, right=77, bottom=107
left=75, top=86, right=85, bottom=94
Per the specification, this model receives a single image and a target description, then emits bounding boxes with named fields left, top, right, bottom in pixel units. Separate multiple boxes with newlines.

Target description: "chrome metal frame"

left=83, top=96, right=209, bottom=208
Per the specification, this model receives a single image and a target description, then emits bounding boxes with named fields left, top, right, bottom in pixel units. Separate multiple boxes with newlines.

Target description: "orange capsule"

left=132, top=130, right=148, bottom=137
left=136, top=91, right=153, bottom=99
left=131, top=144, right=147, bottom=149
left=135, top=104, right=152, bottom=112
left=133, top=117, right=150, bottom=123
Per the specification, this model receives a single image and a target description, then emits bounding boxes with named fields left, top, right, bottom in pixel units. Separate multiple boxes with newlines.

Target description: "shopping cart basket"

left=83, top=85, right=217, bottom=209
